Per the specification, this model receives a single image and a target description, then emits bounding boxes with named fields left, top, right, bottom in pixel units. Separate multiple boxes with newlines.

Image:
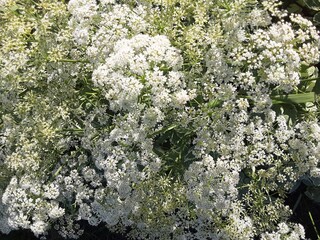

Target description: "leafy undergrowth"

left=283, top=0, right=320, bottom=239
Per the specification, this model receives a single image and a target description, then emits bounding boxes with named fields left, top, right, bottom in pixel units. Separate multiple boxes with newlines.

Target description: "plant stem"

left=309, top=211, right=320, bottom=239
left=300, top=77, right=320, bottom=82
left=56, top=59, right=90, bottom=63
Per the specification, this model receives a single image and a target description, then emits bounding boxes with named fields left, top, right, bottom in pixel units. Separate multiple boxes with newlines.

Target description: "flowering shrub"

left=0, top=0, right=320, bottom=239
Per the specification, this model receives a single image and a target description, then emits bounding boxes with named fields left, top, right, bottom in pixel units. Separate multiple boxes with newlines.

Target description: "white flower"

left=68, top=0, right=97, bottom=22
left=43, top=183, right=60, bottom=200
left=173, top=90, right=190, bottom=106
left=278, top=222, right=290, bottom=234
left=48, top=203, right=65, bottom=219
left=30, top=221, right=48, bottom=237
left=100, top=0, right=116, bottom=5
left=73, top=26, right=90, bottom=45
left=0, top=0, right=9, bottom=7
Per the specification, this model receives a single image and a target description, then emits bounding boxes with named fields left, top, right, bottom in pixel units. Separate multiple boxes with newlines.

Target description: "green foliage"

left=285, top=0, right=320, bottom=23
left=303, top=0, right=320, bottom=11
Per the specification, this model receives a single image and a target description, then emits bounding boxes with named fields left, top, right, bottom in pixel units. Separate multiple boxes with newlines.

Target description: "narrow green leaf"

left=271, top=92, right=315, bottom=104
left=149, top=124, right=177, bottom=138
left=309, top=211, right=320, bottom=239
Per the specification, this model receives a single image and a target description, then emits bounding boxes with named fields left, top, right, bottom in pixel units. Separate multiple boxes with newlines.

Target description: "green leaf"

left=287, top=3, right=303, bottom=13
left=313, top=78, right=320, bottom=94
left=314, top=12, right=320, bottom=24
left=300, top=66, right=316, bottom=78
left=303, top=0, right=320, bottom=11
left=271, top=92, right=315, bottom=104
left=9, top=4, right=19, bottom=12
left=272, top=104, right=298, bottom=126
left=149, top=124, right=177, bottom=138
left=307, top=81, right=316, bottom=92
left=297, top=0, right=307, bottom=6
left=208, top=99, right=223, bottom=108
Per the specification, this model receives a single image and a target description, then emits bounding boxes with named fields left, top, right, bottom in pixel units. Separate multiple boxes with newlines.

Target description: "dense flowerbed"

left=1, top=0, right=320, bottom=239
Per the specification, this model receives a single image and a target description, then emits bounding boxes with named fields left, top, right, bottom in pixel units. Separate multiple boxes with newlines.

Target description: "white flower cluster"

left=92, top=34, right=192, bottom=111
left=261, top=222, right=305, bottom=240
left=84, top=3, right=148, bottom=63
left=2, top=177, right=64, bottom=237
left=1, top=0, right=320, bottom=239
